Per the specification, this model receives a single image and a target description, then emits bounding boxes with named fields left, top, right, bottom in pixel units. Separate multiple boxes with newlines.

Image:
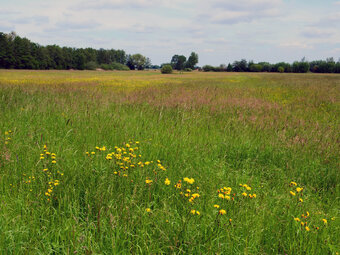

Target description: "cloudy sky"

left=1, top=0, right=340, bottom=65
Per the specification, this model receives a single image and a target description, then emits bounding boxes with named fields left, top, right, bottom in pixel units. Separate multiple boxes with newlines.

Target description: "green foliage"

left=0, top=32, right=131, bottom=70
left=292, top=61, right=310, bottom=73
left=100, top=62, right=130, bottom=71
left=202, top=65, right=215, bottom=71
left=170, top=52, right=198, bottom=71
left=185, top=52, right=198, bottom=69
left=226, top=63, right=233, bottom=72
left=84, top=61, right=97, bottom=70
left=127, top=54, right=148, bottom=70
left=278, top=66, right=285, bottom=73
left=171, top=55, right=186, bottom=70
left=161, top=64, right=173, bottom=74
left=249, top=64, right=263, bottom=72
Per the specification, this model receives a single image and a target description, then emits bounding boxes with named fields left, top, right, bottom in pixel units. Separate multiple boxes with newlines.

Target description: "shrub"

left=278, top=66, right=285, bottom=73
left=84, top=61, right=97, bottom=70
left=100, top=63, right=130, bottom=71
left=202, top=65, right=215, bottom=72
left=161, top=64, right=173, bottom=74
left=249, top=64, right=263, bottom=72
left=184, top=68, right=192, bottom=72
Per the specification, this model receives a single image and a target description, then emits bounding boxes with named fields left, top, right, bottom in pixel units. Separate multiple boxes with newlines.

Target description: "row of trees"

left=202, top=58, right=340, bottom=73
left=0, top=32, right=151, bottom=70
left=169, top=52, right=199, bottom=70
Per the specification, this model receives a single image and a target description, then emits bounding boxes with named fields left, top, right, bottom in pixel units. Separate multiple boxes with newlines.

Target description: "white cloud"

left=279, top=42, right=313, bottom=50
left=301, top=27, right=335, bottom=38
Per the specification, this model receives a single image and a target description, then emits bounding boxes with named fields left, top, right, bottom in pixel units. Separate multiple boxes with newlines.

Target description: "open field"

left=0, top=70, right=339, bottom=254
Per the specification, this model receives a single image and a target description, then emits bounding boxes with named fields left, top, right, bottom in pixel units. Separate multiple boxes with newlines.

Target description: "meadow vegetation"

left=0, top=70, right=339, bottom=254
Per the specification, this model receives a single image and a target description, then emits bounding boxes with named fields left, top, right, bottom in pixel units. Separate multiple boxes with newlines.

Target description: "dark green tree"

left=171, top=55, right=187, bottom=70
left=185, top=52, right=198, bottom=69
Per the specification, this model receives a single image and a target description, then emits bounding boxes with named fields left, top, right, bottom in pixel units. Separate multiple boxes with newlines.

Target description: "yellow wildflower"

left=305, top=226, right=310, bottom=231
left=219, top=209, right=226, bottom=215
left=322, top=219, right=327, bottom=224
left=183, top=177, right=195, bottom=184
left=296, top=187, right=303, bottom=192
left=145, top=179, right=152, bottom=184
left=242, top=192, right=247, bottom=197
left=299, top=198, right=303, bottom=202
left=290, top=191, right=296, bottom=196
left=146, top=208, right=151, bottom=212
left=191, top=193, right=200, bottom=198
left=294, top=217, right=300, bottom=222
left=290, top=181, right=297, bottom=186
left=219, top=194, right=225, bottom=199
left=164, top=178, right=170, bottom=185
left=214, top=204, right=220, bottom=208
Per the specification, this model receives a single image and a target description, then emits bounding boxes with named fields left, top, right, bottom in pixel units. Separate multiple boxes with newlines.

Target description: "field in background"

left=0, top=70, right=339, bottom=254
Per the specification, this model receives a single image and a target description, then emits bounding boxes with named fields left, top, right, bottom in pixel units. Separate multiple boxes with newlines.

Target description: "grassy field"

left=0, top=70, right=339, bottom=254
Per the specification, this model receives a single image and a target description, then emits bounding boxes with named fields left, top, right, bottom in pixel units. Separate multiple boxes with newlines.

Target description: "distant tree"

left=0, top=32, right=14, bottom=68
left=84, top=61, right=97, bottom=70
left=232, top=59, right=248, bottom=72
left=202, top=65, right=215, bottom=72
left=277, top=66, right=284, bottom=73
left=258, top=62, right=272, bottom=72
left=127, top=54, right=147, bottom=70
left=226, top=63, right=233, bottom=72
left=334, top=60, right=340, bottom=73
left=145, top=57, right=152, bottom=69
left=292, top=61, right=309, bottom=73
left=249, top=64, right=263, bottom=72
left=171, top=55, right=186, bottom=70
left=74, top=50, right=86, bottom=70
left=185, top=52, right=198, bottom=69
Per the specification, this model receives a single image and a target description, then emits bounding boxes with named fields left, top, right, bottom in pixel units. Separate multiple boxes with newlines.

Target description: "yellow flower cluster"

left=39, top=145, right=63, bottom=202
left=289, top=181, right=303, bottom=202
left=217, top=187, right=232, bottom=200
left=4, top=130, right=12, bottom=145
left=290, top=182, right=332, bottom=232
left=239, top=184, right=256, bottom=199
left=164, top=178, right=171, bottom=185
left=190, top=209, right=200, bottom=215
left=183, top=177, right=195, bottom=184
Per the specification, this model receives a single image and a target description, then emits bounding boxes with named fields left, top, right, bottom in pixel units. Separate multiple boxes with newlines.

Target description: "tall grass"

left=0, top=70, right=339, bottom=254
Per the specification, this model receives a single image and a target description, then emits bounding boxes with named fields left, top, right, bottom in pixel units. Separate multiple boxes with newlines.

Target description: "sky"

left=0, top=0, right=340, bottom=66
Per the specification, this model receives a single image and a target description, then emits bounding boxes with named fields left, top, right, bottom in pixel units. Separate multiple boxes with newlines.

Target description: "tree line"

left=1, top=32, right=340, bottom=73
left=202, top=57, right=340, bottom=73
left=0, top=32, right=152, bottom=70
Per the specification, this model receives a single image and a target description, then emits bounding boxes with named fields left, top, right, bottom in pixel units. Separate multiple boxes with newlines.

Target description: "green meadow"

left=0, top=70, right=339, bottom=254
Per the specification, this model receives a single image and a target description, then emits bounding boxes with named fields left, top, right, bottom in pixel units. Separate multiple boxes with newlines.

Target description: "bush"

left=184, top=68, right=192, bottom=72
left=278, top=66, right=285, bottom=73
left=100, top=63, right=130, bottom=71
left=202, top=65, right=215, bottom=72
left=249, top=64, right=263, bottom=72
left=161, top=64, right=173, bottom=74
left=84, top=61, right=97, bottom=70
